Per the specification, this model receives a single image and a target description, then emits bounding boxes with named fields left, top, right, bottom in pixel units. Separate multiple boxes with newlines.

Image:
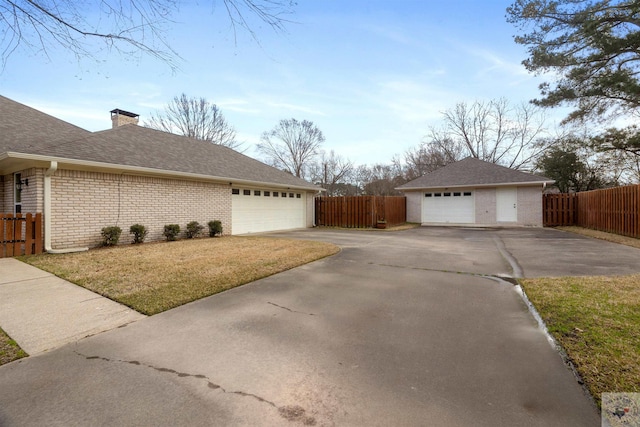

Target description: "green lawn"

left=520, top=274, right=640, bottom=407
left=20, top=236, right=339, bottom=315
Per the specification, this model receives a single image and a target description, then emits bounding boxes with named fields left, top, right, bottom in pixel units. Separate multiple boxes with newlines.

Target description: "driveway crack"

left=74, top=351, right=317, bottom=426
left=493, top=236, right=524, bottom=278
left=267, top=302, right=315, bottom=316
left=367, top=261, right=519, bottom=286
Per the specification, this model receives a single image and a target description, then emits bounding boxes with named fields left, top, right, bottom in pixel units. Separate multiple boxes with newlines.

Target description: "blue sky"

left=0, top=0, right=561, bottom=166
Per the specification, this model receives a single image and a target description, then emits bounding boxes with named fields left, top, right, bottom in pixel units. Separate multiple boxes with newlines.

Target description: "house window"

left=425, top=193, right=432, bottom=197
left=296, top=193, right=301, bottom=198
left=444, top=192, right=451, bottom=197
left=264, top=191, right=270, bottom=197
left=453, top=192, right=461, bottom=197
left=254, top=190, right=261, bottom=196
left=282, top=192, right=287, bottom=198
left=243, top=189, right=251, bottom=196
left=231, top=189, right=240, bottom=195
left=463, top=192, right=472, bottom=196
left=273, top=192, right=279, bottom=197
left=289, top=193, right=294, bottom=198
left=434, top=193, right=442, bottom=197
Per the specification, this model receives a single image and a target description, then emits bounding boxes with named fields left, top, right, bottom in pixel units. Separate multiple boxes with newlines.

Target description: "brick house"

left=0, top=95, right=321, bottom=252
left=397, top=157, right=554, bottom=226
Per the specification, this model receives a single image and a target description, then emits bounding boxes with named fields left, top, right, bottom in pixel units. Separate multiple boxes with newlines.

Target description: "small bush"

left=129, top=224, right=148, bottom=244
left=185, top=221, right=204, bottom=239
left=163, top=224, right=181, bottom=241
left=208, top=220, right=223, bottom=237
left=101, top=226, right=122, bottom=246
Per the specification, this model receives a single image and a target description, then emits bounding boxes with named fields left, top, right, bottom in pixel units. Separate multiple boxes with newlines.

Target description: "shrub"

left=101, top=226, right=122, bottom=246
left=185, top=221, right=204, bottom=239
left=129, top=224, right=148, bottom=244
left=208, top=220, right=223, bottom=237
left=163, top=224, right=181, bottom=241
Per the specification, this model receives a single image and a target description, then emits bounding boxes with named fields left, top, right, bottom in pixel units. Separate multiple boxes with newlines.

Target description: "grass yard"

left=520, top=274, right=640, bottom=407
left=0, top=328, right=28, bottom=365
left=20, top=236, right=339, bottom=316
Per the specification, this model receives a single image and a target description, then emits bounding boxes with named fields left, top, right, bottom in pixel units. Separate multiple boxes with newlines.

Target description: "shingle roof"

left=397, top=157, right=553, bottom=190
left=0, top=95, right=91, bottom=152
left=1, top=95, right=319, bottom=190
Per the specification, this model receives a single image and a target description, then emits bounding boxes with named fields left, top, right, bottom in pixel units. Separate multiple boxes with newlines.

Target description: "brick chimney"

left=110, top=108, right=139, bottom=128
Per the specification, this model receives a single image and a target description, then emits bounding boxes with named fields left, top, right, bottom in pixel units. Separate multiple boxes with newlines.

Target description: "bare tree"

left=145, top=93, right=240, bottom=149
left=309, top=150, right=354, bottom=196
left=432, top=98, right=549, bottom=170
left=359, top=161, right=405, bottom=196
left=0, top=0, right=296, bottom=69
left=257, top=118, right=324, bottom=179
left=404, top=137, right=464, bottom=180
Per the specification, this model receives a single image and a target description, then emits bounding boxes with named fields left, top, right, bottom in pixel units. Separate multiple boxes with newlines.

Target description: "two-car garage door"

left=232, top=188, right=306, bottom=234
left=422, top=189, right=474, bottom=224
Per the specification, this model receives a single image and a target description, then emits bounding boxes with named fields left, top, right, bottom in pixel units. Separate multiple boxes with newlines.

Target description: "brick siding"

left=405, top=192, right=422, bottom=223
left=1, top=169, right=43, bottom=213
left=517, top=186, right=543, bottom=226
left=50, top=170, right=232, bottom=249
left=475, top=188, right=496, bottom=224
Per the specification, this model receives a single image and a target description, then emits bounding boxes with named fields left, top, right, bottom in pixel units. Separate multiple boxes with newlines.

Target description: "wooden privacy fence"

left=315, top=196, right=406, bottom=228
left=1, top=213, right=43, bottom=257
left=543, top=184, right=640, bottom=238
left=576, top=184, right=640, bottom=238
left=543, top=193, right=577, bottom=226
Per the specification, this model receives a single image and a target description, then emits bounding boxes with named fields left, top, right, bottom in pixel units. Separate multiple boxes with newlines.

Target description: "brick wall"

left=517, top=186, right=543, bottom=226
left=50, top=170, right=232, bottom=248
left=475, top=188, right=496, bottom=224
left=405, top=192, right=422, bottom=223
left=1, top=175, right=7, bottom=212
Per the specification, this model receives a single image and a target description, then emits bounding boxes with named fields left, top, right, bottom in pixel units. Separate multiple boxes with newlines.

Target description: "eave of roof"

left=397, top=180, right=553, bottom=191
left=0, top=152, right=321, bottom=191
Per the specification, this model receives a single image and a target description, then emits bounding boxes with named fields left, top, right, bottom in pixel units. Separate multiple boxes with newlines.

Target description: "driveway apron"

left=0, top=227, right=622, bottom=426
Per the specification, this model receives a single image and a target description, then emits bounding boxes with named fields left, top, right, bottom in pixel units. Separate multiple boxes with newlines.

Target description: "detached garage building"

left=0, top=96, right=320, bottom=251
left=397, top=158, right=554, bottom=227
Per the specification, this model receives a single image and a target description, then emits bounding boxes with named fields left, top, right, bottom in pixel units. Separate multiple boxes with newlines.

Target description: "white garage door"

left=232, top=188, right=306, bottom=234
left=422, top=189, right=475, bottom=224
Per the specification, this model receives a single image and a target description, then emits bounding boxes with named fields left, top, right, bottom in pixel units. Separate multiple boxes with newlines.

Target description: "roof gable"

left=397, top=157, right=553, bottom=190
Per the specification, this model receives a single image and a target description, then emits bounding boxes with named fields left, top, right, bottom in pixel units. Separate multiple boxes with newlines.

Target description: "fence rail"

left=1, top=213, right=43, bottom=258
left=543, top=184, right=640, bottom=238
left=315, top=196, right=406, bottom=228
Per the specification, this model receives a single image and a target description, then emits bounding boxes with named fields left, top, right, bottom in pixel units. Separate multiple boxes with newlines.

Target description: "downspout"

left=44, top=161, right=88, bottom=254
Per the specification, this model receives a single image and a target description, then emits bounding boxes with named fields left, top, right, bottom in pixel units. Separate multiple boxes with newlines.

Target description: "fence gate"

left=1, top=213, right=43, bottom=257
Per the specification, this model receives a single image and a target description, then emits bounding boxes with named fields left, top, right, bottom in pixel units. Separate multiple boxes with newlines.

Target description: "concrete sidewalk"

left=0, top=258, right=145, bottom=355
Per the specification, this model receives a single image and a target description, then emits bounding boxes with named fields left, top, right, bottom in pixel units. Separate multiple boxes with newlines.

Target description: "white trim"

left=397, top=181, right=553, bottom=191
left=13, top=172, right=22, bottom=214
left=2, top=152, right=319, bottom=192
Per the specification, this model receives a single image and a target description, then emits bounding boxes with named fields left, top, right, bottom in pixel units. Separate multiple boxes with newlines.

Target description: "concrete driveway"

left=2, top=227, right=637, bottom=426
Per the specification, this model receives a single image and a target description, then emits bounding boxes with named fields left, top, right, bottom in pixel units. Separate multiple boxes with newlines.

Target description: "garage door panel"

left=422, top=189, right=475, bottom=224
left=232, top=189, right=305, bottom=234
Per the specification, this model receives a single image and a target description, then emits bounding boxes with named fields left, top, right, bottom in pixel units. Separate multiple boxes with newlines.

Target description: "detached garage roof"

left=0, top=95, right=319, bottom=191
left=397, top=157, right=553, bottom=190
